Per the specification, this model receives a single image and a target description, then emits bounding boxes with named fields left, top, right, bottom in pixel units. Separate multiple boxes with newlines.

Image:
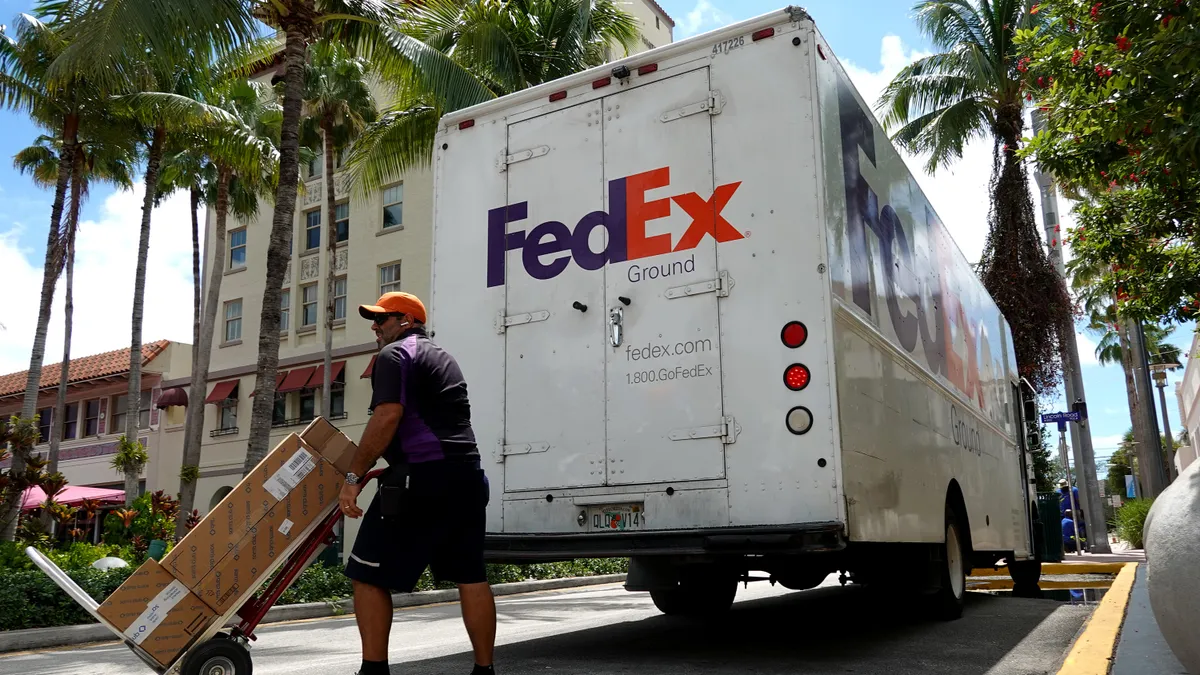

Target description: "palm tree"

left=344, top=0, right=640, bottom=193
left=300, top=39, right=377, bottom=417
left=151, top=77, right=281, bottom=537
left=877, top=0, right=1071, bottom=395
left=14, top=133, right=136, bottom=476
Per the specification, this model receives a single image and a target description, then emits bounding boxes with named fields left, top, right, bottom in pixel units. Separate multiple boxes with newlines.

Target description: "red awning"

left=250, top=370, right=288, bottom=397
left=360, top=355, right=376, bottom=379
left=156, top=386, right=188, bottom=408
left=306, top=361, right=345, bottom=388
left=204, top=380, right=239, bottom=404
left=277, top=366, right=316, bottom=393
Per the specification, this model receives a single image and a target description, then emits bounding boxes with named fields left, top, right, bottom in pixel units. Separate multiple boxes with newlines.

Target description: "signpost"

left=1042, top=411, right=1084, bottom=556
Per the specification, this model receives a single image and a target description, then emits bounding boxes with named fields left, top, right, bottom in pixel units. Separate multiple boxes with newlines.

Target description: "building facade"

left=177, top=2, right=675, bottom=556
left=0, top=340, right=192, bottom=499
left=1175, top=332, right=1198, bottom=474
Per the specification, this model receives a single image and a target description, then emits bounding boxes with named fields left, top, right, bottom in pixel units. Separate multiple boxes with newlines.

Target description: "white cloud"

left=840, top=35, right=1054, bottom=266
left=1076, top=332, right=1099, bottom=366
left=677, top=0, right=733, bottom=38
left=0, top=188, right=196, bottom=377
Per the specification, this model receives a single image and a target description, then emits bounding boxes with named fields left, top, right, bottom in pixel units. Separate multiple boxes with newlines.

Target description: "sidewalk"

left=1052, top=542, right=1189, bottom=675
left=1110, top=564, right=1187, bottom=675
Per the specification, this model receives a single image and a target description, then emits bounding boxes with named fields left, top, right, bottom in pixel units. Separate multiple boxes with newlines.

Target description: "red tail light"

left=752, top=27, right=775, bottom=41
left=458, top=119, right=475, bottom=130
left=549, top=90, right=567, bottom=102
left=784, top=364, right=810, bottom=391
left=592, top=77, right=611, bottom=89
left=637, top=63, right=658, bottom=75
left=781, top=321, right=807, bottom=348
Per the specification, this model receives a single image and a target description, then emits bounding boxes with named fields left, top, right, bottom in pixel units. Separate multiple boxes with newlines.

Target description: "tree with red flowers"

left=1014, top=0, right=1200, bottom=324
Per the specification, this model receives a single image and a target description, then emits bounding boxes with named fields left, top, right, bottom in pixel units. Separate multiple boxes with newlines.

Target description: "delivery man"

left=338, top=291, right=496, bottom=675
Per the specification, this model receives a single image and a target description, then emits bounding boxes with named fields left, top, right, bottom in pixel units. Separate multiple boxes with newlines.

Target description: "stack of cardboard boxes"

left=97, top=419, right=357, bottom=669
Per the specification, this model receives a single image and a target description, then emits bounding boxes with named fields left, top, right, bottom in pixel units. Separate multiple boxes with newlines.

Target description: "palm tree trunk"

left=177, top=171, right=229, bottom=537
left=124, top=124, right=166, bottom=506
left=322, top=118, right=336, bottom=417
left=177, top=185, right=204, bottom=537
left=48, top=165, right=84, bottom=477
left=1117, top=316, right=1149, bottom=497
left=3, top=115, right=78, bottom=542
left=245, top=22, right=311, bottom=476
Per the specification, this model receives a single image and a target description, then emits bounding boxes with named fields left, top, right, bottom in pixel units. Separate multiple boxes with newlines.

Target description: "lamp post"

left=1149, top=363, right=1178, bottom=483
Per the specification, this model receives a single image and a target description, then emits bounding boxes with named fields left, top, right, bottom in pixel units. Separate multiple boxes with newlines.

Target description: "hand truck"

left=26, top=468, right=384, bottom=675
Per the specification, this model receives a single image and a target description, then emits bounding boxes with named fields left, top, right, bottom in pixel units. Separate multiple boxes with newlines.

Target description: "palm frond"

left=342, top=103, right=439, bottom=198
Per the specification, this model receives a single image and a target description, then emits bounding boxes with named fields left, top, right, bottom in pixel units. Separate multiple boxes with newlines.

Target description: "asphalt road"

left=0, top=577, right=1091, bottom=675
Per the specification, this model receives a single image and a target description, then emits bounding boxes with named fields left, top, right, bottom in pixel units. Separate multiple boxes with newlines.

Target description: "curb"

left=1055, top=562, right=1138, bottom=675
left=0, top=573, right=627, bottom=655
left=969, top=562, right=1129, bottom=577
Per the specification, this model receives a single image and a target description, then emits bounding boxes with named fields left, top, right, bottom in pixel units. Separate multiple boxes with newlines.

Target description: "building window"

left=331, top=369, right=346, bottom=418
left=301, top=283, right=318, bottom=327
left=333, top=276, right=347, bottom=321
left=335, top=202, right=349, bottom=242
left=272, top=394, right=287, bottom=426
left=656, top=15, right=660, bottom=29
left=229, top=228, right=247, bottom=269
left=299, top=390, right=315, bottom=422
left=307, top=151, right=322, bottom=179
left=279, top=289, right=290, bottom=332
left=380, top=262, right=401, bottom=295
left=84, top=399, right=101, bottom=436
left=36, top=407, right=52, bottom=444
left=112, top=393, right=151, bottom=432
left=61, top=402, right=79, bottom=440
left=305, top=210, right=321, bottom=250
left=382, top=184, right=403, bottom=229
left=224, top=299, right=242, bottom=342
left=218, top=400, right=237, bottom=430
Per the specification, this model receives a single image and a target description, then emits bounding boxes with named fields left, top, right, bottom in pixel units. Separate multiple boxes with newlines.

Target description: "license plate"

left=588, top=504, right=645, bottom=532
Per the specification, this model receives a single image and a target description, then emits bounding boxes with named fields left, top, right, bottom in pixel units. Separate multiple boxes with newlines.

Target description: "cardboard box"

left=300, top=416, right=359, bottom=474
left=194, top=458, right=344, bottom=613
left=162, top=433, right=319, bottom=585
left=97, top=559, right=216, bottom=669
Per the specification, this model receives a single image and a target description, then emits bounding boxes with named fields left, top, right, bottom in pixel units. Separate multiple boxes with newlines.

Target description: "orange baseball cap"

left=358, top=291, right=427, bottom=324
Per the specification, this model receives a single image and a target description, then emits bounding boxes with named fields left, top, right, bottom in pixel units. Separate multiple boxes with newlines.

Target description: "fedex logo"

left=486, top=166, right=744, bottom=287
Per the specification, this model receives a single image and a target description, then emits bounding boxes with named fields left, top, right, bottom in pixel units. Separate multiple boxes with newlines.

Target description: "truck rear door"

left=499, top=65, right=729, bottom=492
left=602, top=67, right=728, bottom=486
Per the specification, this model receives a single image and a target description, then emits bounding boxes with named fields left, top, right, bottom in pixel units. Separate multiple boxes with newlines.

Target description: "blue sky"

left=0, top=0, right=1194, bottom=478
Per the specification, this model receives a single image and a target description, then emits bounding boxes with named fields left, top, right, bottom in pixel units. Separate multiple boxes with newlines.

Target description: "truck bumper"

left=483, top=521, right=847, bottom=562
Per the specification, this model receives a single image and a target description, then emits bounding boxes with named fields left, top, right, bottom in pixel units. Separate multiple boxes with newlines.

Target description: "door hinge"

left=496, top=442, right=550, bottom=463
left=495, top=310, right=550, bottom=333
left=659, top=90, right=725, bottom=123
left=668, top=416, right=740, bottom=444
left=664, top=270, right=734, bottom=299
left=497, top=145, right=550, bottom=172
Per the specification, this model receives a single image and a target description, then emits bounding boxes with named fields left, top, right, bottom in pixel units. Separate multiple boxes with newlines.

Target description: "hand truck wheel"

left=180, top=634, right=252, bottom=675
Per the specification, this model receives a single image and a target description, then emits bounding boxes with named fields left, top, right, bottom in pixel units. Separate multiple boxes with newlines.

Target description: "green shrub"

left=0, top=541, right=141, bottom=572
left=1114, top=498, right=1155, bottom=549
left=0, top=567, right=135, bottom=631
left=276, top=563, right=354, bottom=605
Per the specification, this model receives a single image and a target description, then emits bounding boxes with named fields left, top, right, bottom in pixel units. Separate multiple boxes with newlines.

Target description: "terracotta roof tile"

left=643, top=0, right=674, bottom=27
left=0, top=340, right=171, bottom=399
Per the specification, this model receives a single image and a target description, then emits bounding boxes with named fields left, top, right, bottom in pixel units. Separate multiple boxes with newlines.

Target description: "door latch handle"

left=609, top=306, right=623, bottom=347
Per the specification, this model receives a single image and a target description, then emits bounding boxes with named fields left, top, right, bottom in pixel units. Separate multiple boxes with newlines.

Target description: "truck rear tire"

left=649, top=567, right=738, bottom=617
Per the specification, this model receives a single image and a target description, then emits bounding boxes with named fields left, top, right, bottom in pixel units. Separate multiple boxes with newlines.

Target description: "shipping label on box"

left=300, top=416, right=359, bottom=474
left=195, top=458, right=344, bottom=613
left=97, top=559, right=216, bottom=669
left=163, top=434, right=318, bottom=587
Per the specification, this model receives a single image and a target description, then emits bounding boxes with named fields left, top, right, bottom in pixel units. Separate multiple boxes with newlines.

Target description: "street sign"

left=1041, top=411, right=1082, bottom=423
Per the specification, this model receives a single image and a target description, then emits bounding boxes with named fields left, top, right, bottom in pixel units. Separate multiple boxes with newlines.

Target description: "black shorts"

left=344, top=461, right=490, bottom=593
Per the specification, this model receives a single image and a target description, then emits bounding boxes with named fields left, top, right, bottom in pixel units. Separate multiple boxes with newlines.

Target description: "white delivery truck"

left=427, top=6, right=1043, bottom=619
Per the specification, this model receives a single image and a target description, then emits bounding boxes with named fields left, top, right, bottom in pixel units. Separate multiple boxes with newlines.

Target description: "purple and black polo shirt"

left=369, top=327, right=480, bottom=467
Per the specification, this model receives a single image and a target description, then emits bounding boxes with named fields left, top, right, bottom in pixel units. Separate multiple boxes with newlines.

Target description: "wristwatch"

left=345, top=472, right=362, bottom=485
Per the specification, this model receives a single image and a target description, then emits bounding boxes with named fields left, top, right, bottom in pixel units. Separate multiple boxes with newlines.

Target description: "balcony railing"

left=210, top=427, right=239, bottom=438
left=270, top=412, right=347, bottom=429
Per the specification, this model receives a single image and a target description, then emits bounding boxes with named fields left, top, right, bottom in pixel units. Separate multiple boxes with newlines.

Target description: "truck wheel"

left=649, top=568, right=737, bottom=617
left=929, top=505, right=967, bottom=621
left=181, top=635, right=252, bottom=675
left=1007, top=559, right=1042, bottom=588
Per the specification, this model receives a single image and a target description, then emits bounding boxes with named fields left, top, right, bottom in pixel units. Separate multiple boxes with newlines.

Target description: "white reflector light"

left=786, top=406, right=813, bottom=435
